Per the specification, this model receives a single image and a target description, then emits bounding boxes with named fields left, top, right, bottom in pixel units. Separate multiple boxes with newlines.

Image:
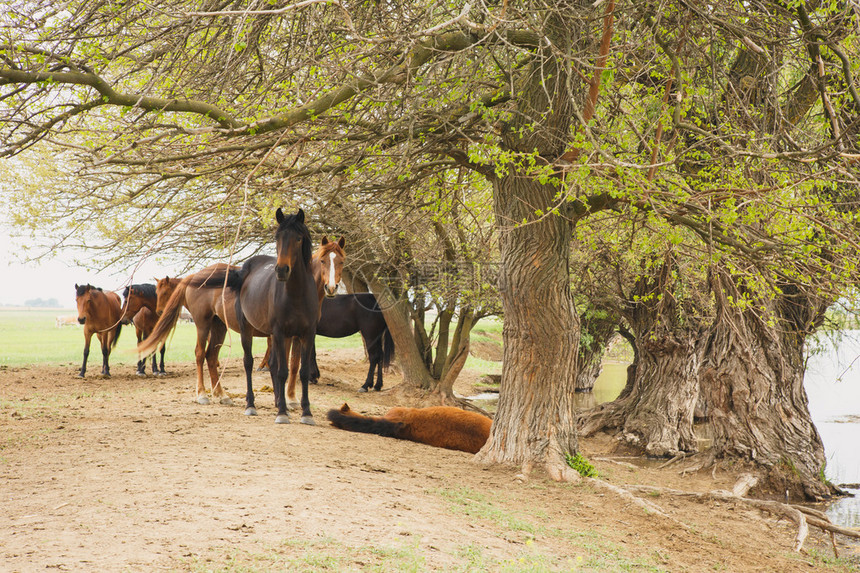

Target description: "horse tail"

left=111, top=323, right=122, bottom=349
left=326, top=404, right=403, bottom=438
left=137, top=278, right=188, bottom=357
left=382, top=325, right=394, bottom=370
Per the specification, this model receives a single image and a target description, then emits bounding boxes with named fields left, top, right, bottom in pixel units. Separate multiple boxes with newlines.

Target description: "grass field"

left=0, top=308, right=364, bottom=369
left=0, top=309, right=504, bottom=373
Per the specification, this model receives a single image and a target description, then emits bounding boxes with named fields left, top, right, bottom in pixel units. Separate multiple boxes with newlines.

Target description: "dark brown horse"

left=74, top=284, right=123, bottom=378
left=121, top=284, right=166, bottom=376
left=197, top=208, right=319, bottom=423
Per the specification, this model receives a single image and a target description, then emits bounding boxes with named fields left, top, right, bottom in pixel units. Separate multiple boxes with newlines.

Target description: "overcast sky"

left=1, top=230, right=183, bottom=308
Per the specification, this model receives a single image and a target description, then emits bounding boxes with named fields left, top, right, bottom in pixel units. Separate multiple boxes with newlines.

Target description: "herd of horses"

left=73, top=208, right=490, bottom=451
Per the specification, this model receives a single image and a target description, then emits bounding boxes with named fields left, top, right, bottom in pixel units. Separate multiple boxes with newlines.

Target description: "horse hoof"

left=310, top=379, right=319, bottom=385
left=287, top=401, right=300, bottom=411
left=220, top=397, right=234, bottom=406
left=197, top=396, right=211, bottom=405
left=300, top=416, right=315, bottom=426
left=136, top=372, right=146, bottom=377
left=374, top=387, right=383, bottom=392
left=358, top=387, right=369, bottom=393
left=275, top=414, right=291, bottom=424
left=244, top=407, right=258, bottom=416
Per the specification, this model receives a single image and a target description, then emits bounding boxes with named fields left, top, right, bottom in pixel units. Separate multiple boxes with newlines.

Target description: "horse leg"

left=360, top=337, right=382, bottom=392
left=98, top=331, right=111, bottom=377
left=258, top=337, right=271, bottom=371
left=158, top=345, right=166, bottom=375
left=194, top=324, right=210, bottom=404
left=136, top=330, right=147, bottom=376
left=270, top=332, right=290, bottom=424
left=207, top=320, right=232, bottom=405
left=310, top=341, right=320, bottom=383
left=374, top=350, right=384, bottom=391
left=286, top=338, right=301, bottom=411
left=78, top=330, right=93, bottom=378
left=298, top=334, right=315, bottom=425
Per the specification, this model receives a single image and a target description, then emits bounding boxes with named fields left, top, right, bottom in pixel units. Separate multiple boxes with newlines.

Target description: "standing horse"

left=238, top=208, right=319, bottom=424
left=74, top=284, right=123, bottom=378
left=121, top=284, right=166, bottom=376
left=298, top=293, right=394, bottom=393
left=138, top=265, right=250, bottom=405
left=140, top=234, right=344, bottom=406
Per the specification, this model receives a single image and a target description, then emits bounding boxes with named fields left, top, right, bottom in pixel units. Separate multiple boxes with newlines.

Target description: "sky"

left=1, top=229, right=184, bottom=309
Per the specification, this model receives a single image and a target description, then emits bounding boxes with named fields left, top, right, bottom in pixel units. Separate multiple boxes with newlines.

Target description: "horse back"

left=386, top=407, right=492, bottom=454
left=318, top=293, right=385, bottom=338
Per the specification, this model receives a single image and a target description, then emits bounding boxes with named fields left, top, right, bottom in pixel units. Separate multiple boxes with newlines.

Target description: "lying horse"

left=326, top=403, right=491, bottom=454
left=121, top=283, right=166, bottom=376
left=74, top=284, right=123, bottom=378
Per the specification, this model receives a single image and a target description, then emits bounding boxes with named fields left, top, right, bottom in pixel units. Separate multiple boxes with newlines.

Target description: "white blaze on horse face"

left=328, top=251, right=337, bottom=292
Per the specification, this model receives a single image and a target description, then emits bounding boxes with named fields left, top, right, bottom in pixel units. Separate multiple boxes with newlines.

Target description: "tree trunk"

left=701, top=270, right=832, bottom=500
left=474, top=173, right=581, bottom=480
left=579, top=268, right=705, bottom=457
left=473, top=4, right=585, bottom=481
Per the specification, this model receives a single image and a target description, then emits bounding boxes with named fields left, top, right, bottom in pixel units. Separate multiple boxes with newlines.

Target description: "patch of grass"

left=434, top=487, right=538, bottom=535
left=0, top=308, right=365, bottom=367
left=185, top=536, right=428, bottom=573
left=565, top=452, right=598, bottom=478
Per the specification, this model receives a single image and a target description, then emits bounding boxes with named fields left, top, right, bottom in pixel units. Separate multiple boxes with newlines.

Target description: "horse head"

left=318, top=235, right=346, bottom=297
left=274, top=207, right=312, bottom=282
left=74, top=284, right=96, bottom=324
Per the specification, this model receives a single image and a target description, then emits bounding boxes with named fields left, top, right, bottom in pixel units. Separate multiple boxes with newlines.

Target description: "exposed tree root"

left=623, top=479, right=860, bottom=554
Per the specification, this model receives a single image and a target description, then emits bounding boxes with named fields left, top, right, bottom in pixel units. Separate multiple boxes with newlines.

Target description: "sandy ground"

left=2, top=346, right=859, bottom=572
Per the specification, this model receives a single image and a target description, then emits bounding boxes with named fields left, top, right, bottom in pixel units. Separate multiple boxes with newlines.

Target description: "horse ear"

left=296, top=208, right=305, bottom=223
left=75, top=283, right=79, bottom=290
left=276, top=207, right=285, bottom=224
left=340, top=403, right=351, bottom=413
left=338, top=236, right=346, bottom=249
left=321, top=236, right=329, bottom=246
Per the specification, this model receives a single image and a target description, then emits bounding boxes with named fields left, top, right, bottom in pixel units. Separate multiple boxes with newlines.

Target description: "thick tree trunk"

left=579, top=269, right=705, bottom=457
left=473, top=4, right=585, bottom=481
left=701, top=271, right=832, bottom=500
left=474, top=173, right=580, bottom=480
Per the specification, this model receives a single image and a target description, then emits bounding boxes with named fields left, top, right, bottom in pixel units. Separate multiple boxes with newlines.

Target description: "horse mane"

left=124, top=283, right=157, bottom=300
left=277, top=210, right=313, bottom=268
left=75, top=284, right=102, bottom=297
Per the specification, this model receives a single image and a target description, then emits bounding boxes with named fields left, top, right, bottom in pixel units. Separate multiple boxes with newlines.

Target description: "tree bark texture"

left=701, top=270, right=831, bottom=500
left=579, top=269, right=705, bottom=457
left=474, top=4, right=586, bottom=480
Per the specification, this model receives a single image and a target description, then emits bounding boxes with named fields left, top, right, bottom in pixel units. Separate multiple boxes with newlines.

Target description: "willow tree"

left=3, top=0, right=860, bottom=488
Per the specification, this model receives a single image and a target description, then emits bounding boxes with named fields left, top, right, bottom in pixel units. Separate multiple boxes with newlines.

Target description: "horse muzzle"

left=276, top=265, right=291, bottom=282
left=324, top=285, right=338, bottom=297
left=77, top=317, right=86, bottom=325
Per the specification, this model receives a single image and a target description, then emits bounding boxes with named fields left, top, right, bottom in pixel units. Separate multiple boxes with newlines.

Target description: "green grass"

left=0, top=308, right=364, bottom=368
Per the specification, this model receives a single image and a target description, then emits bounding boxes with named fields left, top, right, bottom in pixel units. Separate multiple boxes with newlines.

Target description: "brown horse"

left=326, top=403, right=492, bottom=454
left=121, top=284, right=166, bottom=376
left=74, top=284, right=123, bottom=378
left=139, top=235, right=344, bottom=407
left=138, top=264, right=249, bottom=405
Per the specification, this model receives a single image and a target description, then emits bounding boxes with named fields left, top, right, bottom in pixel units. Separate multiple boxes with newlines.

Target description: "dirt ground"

left=2, top=346, right=859, bottom=572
